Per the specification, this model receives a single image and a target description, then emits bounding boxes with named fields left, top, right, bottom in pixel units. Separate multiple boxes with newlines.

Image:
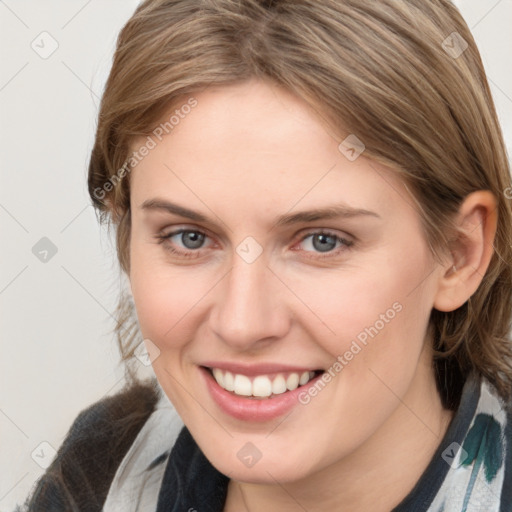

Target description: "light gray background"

left=1, top=1, right=511, bottom=509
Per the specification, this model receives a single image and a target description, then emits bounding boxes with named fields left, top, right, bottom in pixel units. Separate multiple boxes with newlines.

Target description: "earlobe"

left=433, top=191, right=498, bottom=312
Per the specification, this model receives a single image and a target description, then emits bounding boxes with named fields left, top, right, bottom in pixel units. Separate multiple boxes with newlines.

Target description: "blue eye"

left=155, top=228, right=353, bottom=260
left=155, top=229, right=210, bottom=259
left=172, top=230, right=206, bottom=250
left=298, top=231, right=353, bottom=256
left=302, top=233, right=338, bottom=252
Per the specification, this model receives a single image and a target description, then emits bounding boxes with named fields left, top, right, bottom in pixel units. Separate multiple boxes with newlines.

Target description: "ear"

left=433, top=190, right=498, bottom=312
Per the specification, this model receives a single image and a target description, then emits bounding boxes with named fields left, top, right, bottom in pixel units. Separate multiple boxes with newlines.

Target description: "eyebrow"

left=140, top=198, right=381, bottom=227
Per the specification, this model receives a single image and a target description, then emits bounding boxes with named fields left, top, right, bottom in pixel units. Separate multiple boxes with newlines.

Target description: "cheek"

left=129, top=241, right=211, bottom=348
left=289, top=246, right=435, bottom=373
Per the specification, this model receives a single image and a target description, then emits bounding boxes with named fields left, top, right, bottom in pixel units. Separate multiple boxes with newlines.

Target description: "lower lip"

left=200, top=367, right=322, bottom=422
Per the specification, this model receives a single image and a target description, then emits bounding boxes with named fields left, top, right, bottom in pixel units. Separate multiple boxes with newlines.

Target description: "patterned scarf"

left=103, top=373, right=512, bottom=511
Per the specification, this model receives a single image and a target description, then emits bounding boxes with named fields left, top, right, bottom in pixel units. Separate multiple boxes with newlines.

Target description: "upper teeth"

left=211, top=368, right=316, bottom=398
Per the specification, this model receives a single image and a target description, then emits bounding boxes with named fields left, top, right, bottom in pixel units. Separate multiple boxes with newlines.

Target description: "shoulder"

left=15, top=378, right=161, bottom=512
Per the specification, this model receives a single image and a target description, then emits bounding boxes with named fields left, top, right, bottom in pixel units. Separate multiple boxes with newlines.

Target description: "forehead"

left=128, top=80, right=414, bottom=224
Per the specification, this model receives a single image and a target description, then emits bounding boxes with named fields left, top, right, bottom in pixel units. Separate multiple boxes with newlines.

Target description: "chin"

left=202, top=439, right=322, bottom=484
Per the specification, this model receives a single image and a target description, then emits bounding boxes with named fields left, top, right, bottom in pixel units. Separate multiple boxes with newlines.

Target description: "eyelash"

left=154, top=228, right=354, bottom=261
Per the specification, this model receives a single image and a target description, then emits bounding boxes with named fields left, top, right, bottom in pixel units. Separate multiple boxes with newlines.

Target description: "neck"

left=224, top=359, right=454, bottom=512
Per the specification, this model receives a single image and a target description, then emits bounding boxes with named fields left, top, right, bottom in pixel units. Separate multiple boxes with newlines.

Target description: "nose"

left=209, top=253, right=291, bottom=351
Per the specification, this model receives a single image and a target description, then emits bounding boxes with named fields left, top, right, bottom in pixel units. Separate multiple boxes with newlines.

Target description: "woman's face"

left=128, top=79, right=446, bottom=483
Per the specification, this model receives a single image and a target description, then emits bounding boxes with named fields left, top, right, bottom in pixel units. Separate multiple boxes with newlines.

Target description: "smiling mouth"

left=204, top=367, right=324, bottom=399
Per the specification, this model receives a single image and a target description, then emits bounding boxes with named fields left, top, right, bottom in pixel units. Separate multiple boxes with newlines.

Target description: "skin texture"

left=127, top=79, right=497, bottom=511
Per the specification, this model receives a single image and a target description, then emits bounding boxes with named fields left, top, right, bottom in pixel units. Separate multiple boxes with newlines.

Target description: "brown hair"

left=88, top=0, right=512, bottom=407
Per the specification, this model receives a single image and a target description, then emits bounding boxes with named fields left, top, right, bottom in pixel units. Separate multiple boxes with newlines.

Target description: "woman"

left=16, top=0, right=512, bottom=510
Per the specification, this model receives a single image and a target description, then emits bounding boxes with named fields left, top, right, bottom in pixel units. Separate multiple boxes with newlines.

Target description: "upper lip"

left=201, top=361, right=323, bottom=376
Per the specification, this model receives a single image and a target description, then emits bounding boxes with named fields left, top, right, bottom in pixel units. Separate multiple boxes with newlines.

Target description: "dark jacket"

left=15, top=380, right=160, bottom=512
left=15, top=374, right=512, bottom=512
